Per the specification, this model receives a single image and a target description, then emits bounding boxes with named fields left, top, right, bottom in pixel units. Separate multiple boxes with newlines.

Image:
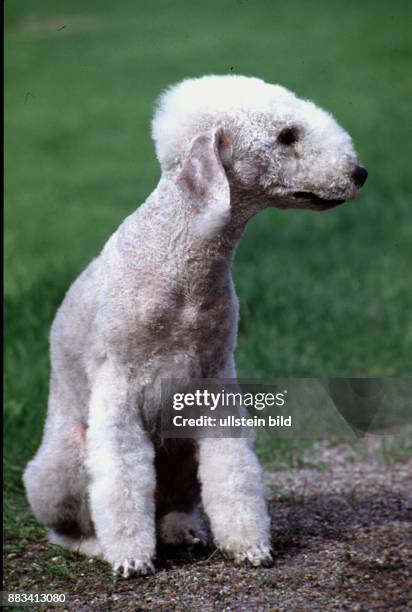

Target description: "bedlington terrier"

left=23, top=75, right=367, bottom=577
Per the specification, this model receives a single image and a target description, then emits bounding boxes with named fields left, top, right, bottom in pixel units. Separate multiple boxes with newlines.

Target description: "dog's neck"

left=119, top=179, right=261, bottom=295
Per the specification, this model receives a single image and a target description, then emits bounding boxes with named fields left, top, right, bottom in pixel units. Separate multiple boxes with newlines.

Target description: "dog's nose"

left=352, top=165, right=368, bottom=187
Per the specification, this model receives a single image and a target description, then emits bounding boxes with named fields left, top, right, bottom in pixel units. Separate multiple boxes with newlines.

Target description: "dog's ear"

left=178, top=128, right=232, bottom=238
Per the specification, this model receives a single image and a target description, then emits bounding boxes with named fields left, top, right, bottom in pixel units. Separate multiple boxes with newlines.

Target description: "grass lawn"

left=4, top=0, right=412, bottom=600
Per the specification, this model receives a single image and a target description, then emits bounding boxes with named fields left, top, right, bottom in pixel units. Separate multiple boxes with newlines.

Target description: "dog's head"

left=152, top=75, right=367, bottom=236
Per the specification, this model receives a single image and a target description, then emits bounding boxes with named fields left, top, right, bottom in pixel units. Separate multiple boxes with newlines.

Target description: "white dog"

left=23, top=75, right=367, bottom=577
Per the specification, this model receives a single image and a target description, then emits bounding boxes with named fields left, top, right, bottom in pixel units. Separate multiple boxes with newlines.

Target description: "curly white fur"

left=23, top=74, right=366, bottom=577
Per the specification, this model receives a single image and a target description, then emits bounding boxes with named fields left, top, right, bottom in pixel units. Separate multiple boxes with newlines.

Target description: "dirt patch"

left=262, top=438, right=412, bottom=610
left=4, top=439, right=412, bottom=610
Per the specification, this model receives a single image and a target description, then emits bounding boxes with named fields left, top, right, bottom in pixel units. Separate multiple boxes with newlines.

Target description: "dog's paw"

left=231, top=545, right=273, bottom=567
left=158, top=511, right=208, bottom=546
left=112, top=558, right=154, bottom=578
left=182, top=526, right=208, bottom=546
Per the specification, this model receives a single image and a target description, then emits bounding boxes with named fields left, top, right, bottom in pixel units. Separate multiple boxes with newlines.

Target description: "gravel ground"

left=4, top=437, right=412, bottom=611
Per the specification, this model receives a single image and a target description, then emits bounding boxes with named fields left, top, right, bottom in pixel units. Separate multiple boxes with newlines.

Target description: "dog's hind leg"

left=48, top=530, right=103, bottom=558
left=23, top=384, right=94, bottom=544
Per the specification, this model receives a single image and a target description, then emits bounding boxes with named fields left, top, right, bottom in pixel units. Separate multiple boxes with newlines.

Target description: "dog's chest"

left=143, top=291, right=232, bottom=342
left=132, top=285, right=235, bottom=374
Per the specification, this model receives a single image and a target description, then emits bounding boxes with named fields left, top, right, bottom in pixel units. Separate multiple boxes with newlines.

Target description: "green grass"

left=4, top=0, right=412, bottom=592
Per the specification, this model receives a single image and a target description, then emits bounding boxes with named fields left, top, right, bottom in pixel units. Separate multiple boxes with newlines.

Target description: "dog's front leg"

left=86, top=359, right=155, bottom=577
left=198, top=437, right=272, bottom=566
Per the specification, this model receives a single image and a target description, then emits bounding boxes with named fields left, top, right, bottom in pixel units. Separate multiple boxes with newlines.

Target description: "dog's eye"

left=278, top=127, right=299, bottom=146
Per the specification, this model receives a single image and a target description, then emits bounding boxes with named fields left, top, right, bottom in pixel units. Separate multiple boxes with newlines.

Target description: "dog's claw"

left=231, top=545, right=273, bottom=568
left=113, top=558, right=154, bottom=578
